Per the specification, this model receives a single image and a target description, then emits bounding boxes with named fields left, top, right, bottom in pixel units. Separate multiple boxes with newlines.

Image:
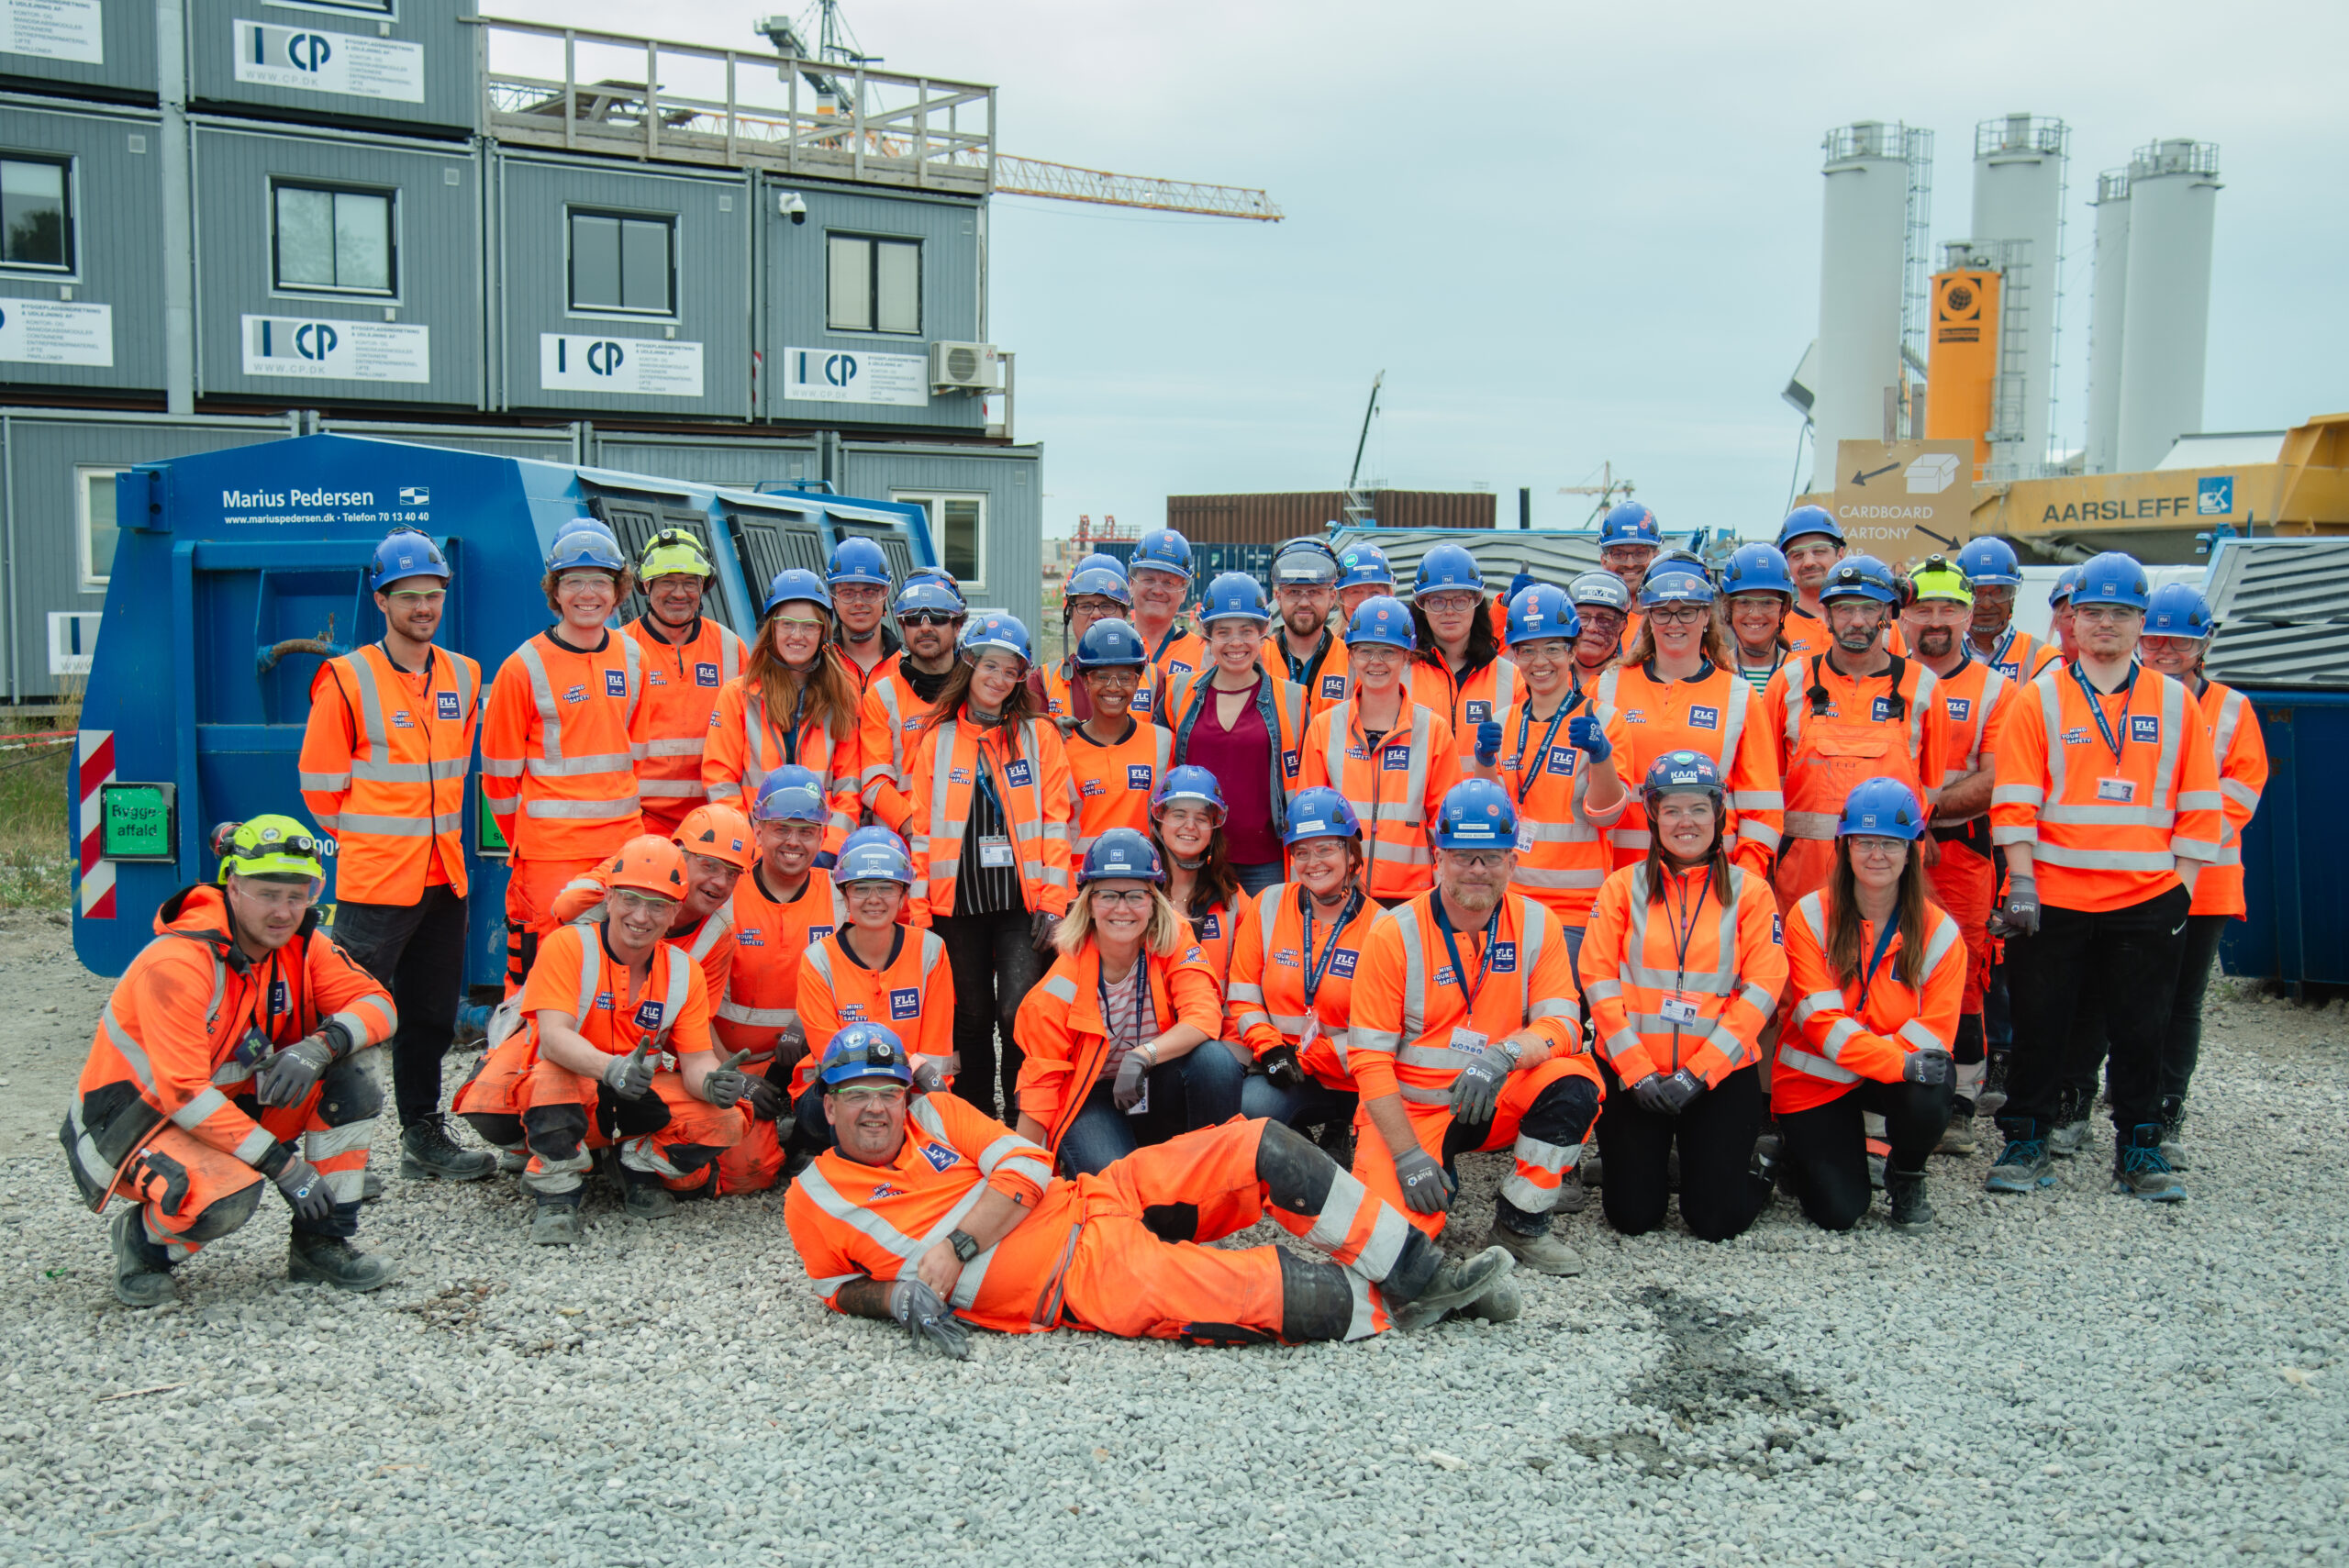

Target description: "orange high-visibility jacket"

left=1063, top=717, right=1172, bottom=858
left=1228, top=882, right=1380, bottom=1091
left=2193, top=678, right=2268, bottom=919
left=1776, top=891, right=1965, bottom=1115
left=1578, top=861, right=1787, bottom=1087
left=1158, top=666, right=1311, bottom=833
left=547, top=867, right=739, bottom=1006
left=623, top=614, right=746, bottom=836
left=1141, top=621, right=1209, bottom=702
left=701, top=676, right=862, bottom=849
left=1593, top=662, right=1783, bottom=876
left=1013, top=939, right=1223, bottom=1155
left=906, top=711, right=1074, bottom=925
left=856, top=654, right=945, bottom=834
left=1929, top=655, right=2018, bottom=816
left=1037, top=657, right=1164, bottom=731
left=299, top=642, right=479, bottom=905
left=1985, top=627, right=2064, bottom=684
left=481, top=628, right=650, bottom=862
left=1991, top=664, right=2224, bottom=914
left=1262, top=629, right=1352, bottom=717
left=713, top=867, right=846, bottom=1062
left=1406, top=655, right=1523, bottom=743
left=1182, top=893, right=1257, bottom=1033
left=1298, top=696, right=1462, bottom=902
left=64, top=885, right=396, bottom=1206
left=1784, top=606, right=1829, bottom=660
left=1763, top=653, right=1953, bottom=847
left=1348, top=891, right=1593, bottom=1109
left=1489, top=691, right=1633, bottom=929
left=793, top=925, right=956, bottom=1094
left=785, top=1092, right=1062, bottom=1333
left=519, top=921, right=712, bottom=1074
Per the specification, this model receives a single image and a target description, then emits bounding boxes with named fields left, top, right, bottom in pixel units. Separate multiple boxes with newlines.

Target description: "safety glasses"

left=833, top=1084, right=907, bottom=1106
left=1090, top=888, right=1152, bottom=909
left=899, top=611, right=962, bottom=628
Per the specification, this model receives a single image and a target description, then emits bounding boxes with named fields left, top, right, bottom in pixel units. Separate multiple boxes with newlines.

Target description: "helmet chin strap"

left=1171, top=851, right=1207, bottom=872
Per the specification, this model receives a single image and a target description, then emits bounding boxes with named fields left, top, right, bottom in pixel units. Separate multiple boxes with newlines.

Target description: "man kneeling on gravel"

left=785, top=1026, right=1521, bottom=1351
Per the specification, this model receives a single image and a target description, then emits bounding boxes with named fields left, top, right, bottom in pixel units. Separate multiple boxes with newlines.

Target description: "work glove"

left=254, top=1035, right=335, bottom=1108
left=1393, top=1145, right=1454, bottom=1216
left=699, top=1050, right=754, bottom=1110
left=1474, top=719, right=1504, bottom=767
left=1113, top=1046, right=1152, bottom=1112
left=272, top=1153, right=335, bottom=1225
left=602, top=1040, right=657, bottom=1101
left=1654, top=1068, right=1706, bottom=1117
left=741, top=1075, right=785, bottom=1122
left=1448, top=1054, right=1508, bottom=1127
left=885, top=1278, right=972, bottom=1361
left=1629, top=1073, right=1676, bottom=1117
left=1260, top=1044, right=1308, bottom=1090
left=1993, top=873, right=2041, bottom=938
left=1030, top=909, right=1062, bottom=956
left=1902, top=1049, right=1954, bottom=1088
left=912, top=1060, right=949, bottom=1095
left=1567, top=715, right=1612, bottom=762
left=772, top=1023, right=808, bottom=1071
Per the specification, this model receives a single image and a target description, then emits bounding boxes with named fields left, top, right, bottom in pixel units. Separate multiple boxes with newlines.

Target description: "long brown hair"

left=1642, top=793, right=1733, bottom=905
left=1622, top=604, right=1736, bottom=670
left=1152, top=821, right=1241, bottom=917
left=927, top=657, right=1041, bottom=759
left=745, top=608, right=859, bottom=742
left=1410, top=596, right=1502, bottom=668
left=1826, top=838, right=1929, bottom=991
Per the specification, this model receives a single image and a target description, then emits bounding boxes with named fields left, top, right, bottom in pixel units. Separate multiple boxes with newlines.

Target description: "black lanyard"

left=1284, top=630, right=1330, bottom=688
left=1511, top=692, right=1584, bottom=807
left=1431, top=896, right=1502, bottom=1013
left=1098, top=960, right=1154, bottom=1049
left=1660, top=864, right=1718, bottom=992
left=1148, top=621, right=1189, bottom=665
left=2068, top=661, right=2137, bottom=768
left=1298, top=885, right=1366, bottom=1007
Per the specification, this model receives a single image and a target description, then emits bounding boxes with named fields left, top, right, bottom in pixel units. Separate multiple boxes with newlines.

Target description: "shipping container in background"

left=1166, top=490, right=1496, bottom=543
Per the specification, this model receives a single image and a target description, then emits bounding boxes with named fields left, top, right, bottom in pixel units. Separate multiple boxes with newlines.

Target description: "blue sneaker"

left=1985, top=1124, right=2055, bottom=1194
left=2113, top=1124, right=2187, bottom=1203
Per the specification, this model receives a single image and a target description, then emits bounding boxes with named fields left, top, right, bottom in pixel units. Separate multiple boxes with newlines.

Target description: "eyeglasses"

left=1846, top=838, right=1908, bottom=862
left=832, top=1084, right=907, bottom=1105
left=384, top=589, right=445, bottom=606
left=608, top=889, right=676, bottom=917
left=235, top=883, right=316, bottom=911
left=1083, top=668, right=1141, bottom=688
left=2076, top=605, right=2139, bottom=625
left=832, top=584, right=888, bottom=601
left=1419, top=592, right=1480, bottom=615
left=557, top=573, right=615, bottom=592
left=1648, top=606, right=1707, bottom=625
left=1445, top=851, right=1508, bottom=870
left=843, top=880, right=903, bottom=898
left=900, top=611, right=962, bottom=628
left=1090, top=889, right=1153, bottom=909
left=769, top=616, right=827, bottom=634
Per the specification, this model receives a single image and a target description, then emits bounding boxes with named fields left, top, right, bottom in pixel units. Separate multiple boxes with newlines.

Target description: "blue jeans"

left=1055, top=1045, right=1247, bottom=1176
left=1239, top=1073, right=1356, bottom=1132
left=1232, top=860, right=1284, bottom=897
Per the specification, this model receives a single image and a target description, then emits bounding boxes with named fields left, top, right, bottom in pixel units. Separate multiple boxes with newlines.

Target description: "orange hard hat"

left=605, top=835, right=688, bottom=900
left=674, top=804, right=755, bottom=871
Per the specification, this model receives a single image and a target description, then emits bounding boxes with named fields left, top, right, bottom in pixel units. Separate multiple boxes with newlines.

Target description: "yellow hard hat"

left=214, top=815, right=327, bottom=884
left=1906, top=557, right=1973, bottom=607
left=638, top=527, right=713, bottom=581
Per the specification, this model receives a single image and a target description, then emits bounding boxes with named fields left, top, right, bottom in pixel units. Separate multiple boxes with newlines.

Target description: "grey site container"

left=840, top=441, right=1041, bottom=632
left=0, top=1, right=159, bottom=102
left=0, top=100, right=167, bottom=395
left=1326, top=528, right=1604, bottom=595
left=185, top=0, right=477, bottom=138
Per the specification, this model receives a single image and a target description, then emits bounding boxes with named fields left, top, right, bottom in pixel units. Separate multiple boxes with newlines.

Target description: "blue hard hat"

left=817, top=1025, right=914, bottom=1094
left=1063, top=563, right=1135, bottom=608
left=552, top=515, right=617, bottom=545
left=1079, top=827, right=1166, bottom=886
left=1281, top=786, right=1363, bottom=846
left=1837, top=777, right=1926, bottom=841
left=1720, top=542, right=1796, bottom=600
left=1640, top=562, right=1716, bottom=607
left=1431, top=779, right=1519, bottom=851
left=1505, top=584, right=1581, bottom=648
left=1642, top=749, right=1723, bottom=803
left=370, top=528, right=449, bottom=593
left=548, top=528, right=628, bottom=574
left=960, top=612, right=1035, bottom=667
left=763, top=568, right=832, bottom=617
left=1345, top=594, right=1416, bottom=651
left=832, top=837, right=916, bottom=887
left=2073, top=551, right=2152, bottom=612
left=1414, top=543, right=1486, bottom=597
left=1200, top=571, right=1271, bottom=626
left=1273, top=538, right=1341, bottom=586
left=1130, top=528, right=1194, bottom=582
left=1567, top=572, right=1631, bottom=613
left=2049, top=565, right=2083, bottom=606
left=1776, top=505, right=1845, bottom=551
left=1819, top=555, right=1898, bottom=606
left=826, top=536, right=893, bottom=589
left=1598, top=503, right=1664, bottom=549
left=1075, top=551, right=1130, bottom=577
left=2144, top=583, right=2215, bottom=639
left=903, top=566, right=965, bottom=605
left=893, top=581, right=965, bottom=619
left=1956, top=536, right=2023, bottom=587
left=1074, top=617, right=1149, bottom=670
left=1334, top=543, right=1396, bottom=592
left=840, top=824, right=909, bottom=860
left=1152, top=765, right=1227, bottom=818
left=752, top=764, right=829, bottom=825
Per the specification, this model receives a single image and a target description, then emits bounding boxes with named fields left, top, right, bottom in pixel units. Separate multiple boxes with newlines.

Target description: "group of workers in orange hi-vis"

left=67, top=509, right=2266, bottom=1370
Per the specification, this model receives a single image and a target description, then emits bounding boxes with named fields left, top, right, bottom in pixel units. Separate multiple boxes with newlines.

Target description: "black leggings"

left=1777, top=1078, right=1952, bottom=1231
left=933, top=910, right=1044, bottom=1120
left=1596, top=1064, right=1766, bottom=1242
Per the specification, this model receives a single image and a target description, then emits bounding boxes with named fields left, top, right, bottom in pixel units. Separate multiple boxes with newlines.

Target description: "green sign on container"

left=477, top=784, right=508, bottom=857
left=99, top=782, right=177, bottom=862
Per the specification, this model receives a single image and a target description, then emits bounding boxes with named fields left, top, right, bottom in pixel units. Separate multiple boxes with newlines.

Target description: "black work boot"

left=289, top=1230, right=395, bottom=1292
left=400, top=1114, right=497, bottom=1182
left=530, top=1196, right=584, bottom=1245
left=108, top=1207, right=177, bottom=1308
left=2158, top=1095, right=2189, bottom=1171
left=618, top=1165, right=676, bottom=1219
left=1885, top=1167, right=1934, bottom=1229
left=1978, top=1050, right=2011, bottom=1118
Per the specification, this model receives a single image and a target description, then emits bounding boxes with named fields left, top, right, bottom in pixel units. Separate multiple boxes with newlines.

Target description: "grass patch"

left=0, top=694, right=78, bottom=912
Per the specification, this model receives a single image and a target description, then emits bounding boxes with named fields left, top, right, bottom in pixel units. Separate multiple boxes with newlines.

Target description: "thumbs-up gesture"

left=603, top=1039, right=657, bottom=1100
left=1567, top=715, right=1612, bottom=762
left=699, top=1049, right=755, bottom=1109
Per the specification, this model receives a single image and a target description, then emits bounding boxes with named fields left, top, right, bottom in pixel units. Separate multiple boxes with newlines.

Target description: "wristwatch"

left=1496, top=1036, right=1525, bottom=1069
left=948, top=1229, right=981, bottom=1263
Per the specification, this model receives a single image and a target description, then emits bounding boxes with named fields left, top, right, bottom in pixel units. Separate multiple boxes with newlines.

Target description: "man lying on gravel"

left=785, top=1025, right=1520, bottom=1351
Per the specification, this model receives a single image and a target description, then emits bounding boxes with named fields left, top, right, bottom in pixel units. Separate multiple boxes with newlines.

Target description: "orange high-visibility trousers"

left=1349, top=1054, right=1592, bottom=1240
left=515, top=1057, right=748, bottom=1196
left=1926, top=838, right=1997, bottom=1015
left=714, top=1116, right=787, bottom=1195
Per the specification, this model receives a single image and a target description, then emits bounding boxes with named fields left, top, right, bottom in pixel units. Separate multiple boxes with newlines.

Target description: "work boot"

left=496, top=1149, right=529, bottom=1175
left=1977, top=1050, right=2010, bottom=1118
left=619, top=1171, right=676, bottom=1219
left=2046, top=1086, right=2090, bottom=1159
left=1390, top=1245, right=1513, bottom=1331
left=1936, top=1097, right=1979, bottom=1156
left=1552, top=1170, right=1591, bottom=1214
left=400, top=1115, right=498, bottom=1182
left=360, top=1171, right=385, bottom=1203
left=1484, top=1216, right=1584, bottom=1277
left=107, top=1207, right=177, bottom=1309
left=1579, top=1147, right=1603, bottom=1189
left=1985, top=1122, right=2055, bottom=1195
left=1885, top=1168, right=1934, bottom=1229
left=2113, top=1124, right=2188, bottom=1203
left=530, top=1199, right=584, bottom=1245
left=1455, top=1273, right=1523, bottom=1324
left=288, top=1232, right=396, bottom=1293
left=2158, top=1096, right=2189, bottom=1170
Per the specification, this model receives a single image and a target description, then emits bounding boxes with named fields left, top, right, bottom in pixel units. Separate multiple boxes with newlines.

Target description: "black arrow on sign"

left=1849, top=462, right=1899, bottom=486
left=1914, top=525, right=1957, bottom=548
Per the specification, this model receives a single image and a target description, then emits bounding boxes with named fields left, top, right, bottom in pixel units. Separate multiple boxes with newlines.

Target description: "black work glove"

left=1992, top=873, right=2041, bottom=938
left=1261, top=1044, right=1308, bottom=1090
left=1654, top=1068, right=1706, bottom=1117
left=886, top=1279, right=972, bottom=1361
left=1902, top=1049, right=1954, bottom=1088
left=272, top=1154, right=334, bottom=1224
left=1629, top=1073, right=1677, bottom=1117
left=1448, top=1055, right=1507, bottom=1127
left=602, top=1040, right=657, bottom=1101
left=912, top=1060, right=949, bottom=1095
left=255, top=1036, right=335, bottom=1108
left=699, top=1051, right=754, bottom=1109
left=741, top=1075, right=784, bottom=1121
left=1030, top=909, right=1061, bottom=956
left=1393, top=1145, right=1453, bottom=1216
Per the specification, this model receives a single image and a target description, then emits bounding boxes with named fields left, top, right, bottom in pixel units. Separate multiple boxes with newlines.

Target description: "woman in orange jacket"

left=1151, top=765, right=1258, bottom=1027
left=1011, top=828, right=1242, bottom=1175
left=701, top=569, right=862, bottom=853
left=1579, top=750, right=1788, bottom=1242
left=1776, top=778, right=1962, bottom=1231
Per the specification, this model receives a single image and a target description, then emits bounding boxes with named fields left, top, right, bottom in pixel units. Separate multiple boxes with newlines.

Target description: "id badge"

left=1659, top=993, right=1701, bottom=1027
left=1449, top=1027, right=1490, bottom=1057
left=2096, top=777, right=2136, bottom=804
left=1515, top=822, right=1535, bottom=854
left=978, top=835, right=1016, bottom=868
left=1298, top=1015, right=1320, bottom=1051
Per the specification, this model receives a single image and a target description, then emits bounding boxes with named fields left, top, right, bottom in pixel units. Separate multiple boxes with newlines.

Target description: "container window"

left=78, top=466, right=127, bottom=591
left=894, top=493, right=984, bottom=588
left=1, top=156, right=72, bottom=271
left=273, top=183, right=394, bottom=295
left=827, top=233, right=920, bottom=335
left=569, top=210, right=675, bottom=315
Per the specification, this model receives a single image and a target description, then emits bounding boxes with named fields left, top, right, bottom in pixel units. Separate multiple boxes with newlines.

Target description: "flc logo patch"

left=269, top=978, right=290, bottom=1015
left=1126, top=764, right=1154, bottom=791
left=919, top=1141, right=961, bottom=1173
left=2130, top=716, right=2160, bottom=744
left=695, top=662, right=720, bottom=688
left=1328, top=948, right=1359, bottom=978
left=1946, top=696, right=1972, bottom=722
left=1321, top=674, right=1347, bottom=699
left=1687, top=705, right=1720, bottom=731
left=1490, top=941, right=1518, bottom=973
left=1282, top=748, right=1302, bottom=777
left=1381, top=746, right=1411, bottom=772
left=1004, top=759, right=1034, bottom=788
left=1546, top=747, right=1576, bottom=776
left=889, top=987, right=921, bottom=1019
left=605, top=670, right=628, bottom=698
left=632, top=999, right=665, bottom=1030
left=436, top=691, right=461, bottom=721
left=1464, top=701, right=1493, bottom=725
left=1871, top=696, right=1897, bottom=722
left=1197, top=913, right=1220, bottom=940
left=808, top=926, right=835, bottom=944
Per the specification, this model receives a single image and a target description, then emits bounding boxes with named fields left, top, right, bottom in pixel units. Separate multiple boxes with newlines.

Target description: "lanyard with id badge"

left=1102, top=962, right=1156, bottom=1116
left=1510, top=693, right=1585, bottom=854
left=1658, top=866, right=1718, bottom=1052
left=1431, top=897, right=1503, bottom=1062
left=1296, top=885, right=1366, bottom=1051
left=2072, top=664, right=2138, bottom=805
left=974, top=743, right=1019, bottom=869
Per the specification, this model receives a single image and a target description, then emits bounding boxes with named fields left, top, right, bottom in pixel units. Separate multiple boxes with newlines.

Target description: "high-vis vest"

left=519, top=921, right=708, bottom=1074
left=1063, top=718, right=1173, bottom=857
left=1406, top=655, right=1523, bottom=743
left=1929, top=655, right=2015, bottom=817
left=1578, top=861, right=1787, bottom=1087
left=907, top=713, right=1075, bottom=924
left=2193, top=679, right=2267, bottom=918
left=624, top=615, right=746, bottom=836
left=547, top=867, right=739, bottom=1005
left=1263, top=630, right=1352, bottom=717
left=1142, top=621, right=1209, bottom=703
left=1764, top=655, right=1949, bottom=886
left=1160, top=667, right=1310, bottom=838
left=1784, top=606, right=1828, bottom=659
left=1593, top=662, right=1783, bottom=875
left=857, top=655, right=943, bottom=834
left=1991, top=664, right=2224, bottom=914
left=701, top=676, right=862, bottom=847
left=1182, top=893, right=1256, bottom=1027
left=713, top=868, right=847, bottom=1062
left=1298, top=697, right=1462, bottom=901
left=1228, top=882, right=1380, bottom=1091
left=300, top=642, right=479, bottom=905
left=1776, top=892, right=1964, bottom=1115
left=1985, top=627, right=2063, bottom=683
left=481, top=629, right=647, bottom=862
left=794, top=927, right=955, bottom=1094
left=1490, top=691, right=1632, bottom=928
left=1013, top=940, right=1223, bottom=1154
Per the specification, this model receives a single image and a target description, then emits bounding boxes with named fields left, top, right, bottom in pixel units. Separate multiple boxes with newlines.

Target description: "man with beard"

left=862, top=580, right=968, bottom=835
left=828, top=537, right=903, bottom=692
left=1263, top=537, right=1351, bottom=716
left=623, top=529, right=748, bottom=837
left=1957, top=536, right=2062, bottom=681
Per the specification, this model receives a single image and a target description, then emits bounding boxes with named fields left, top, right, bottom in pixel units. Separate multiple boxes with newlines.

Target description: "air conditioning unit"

left=930, top=341, right=1000, bottom=393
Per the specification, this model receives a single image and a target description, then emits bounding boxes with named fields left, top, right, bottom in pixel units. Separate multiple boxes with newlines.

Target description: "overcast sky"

left=510, top=0, right=2347, bottom=539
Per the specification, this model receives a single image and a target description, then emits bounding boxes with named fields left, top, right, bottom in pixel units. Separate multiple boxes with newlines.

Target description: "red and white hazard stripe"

left=77, top=729, right=117, bottom=920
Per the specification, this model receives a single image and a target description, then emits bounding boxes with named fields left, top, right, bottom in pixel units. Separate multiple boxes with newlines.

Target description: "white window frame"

left=894, top=492, right=986, bottom=592
left=827, top=232, right=922, bottom=337
left=76, top=464, right=128, bottom=592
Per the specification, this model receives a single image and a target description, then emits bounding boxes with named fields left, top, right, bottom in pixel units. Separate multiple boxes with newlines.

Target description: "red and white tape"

left=77, top=729, right=116, bottom=920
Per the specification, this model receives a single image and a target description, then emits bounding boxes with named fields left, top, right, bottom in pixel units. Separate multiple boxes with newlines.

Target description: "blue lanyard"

left=1661, top=864, right=1717, bottom=990
left=2068, top=661, right=2137, bottom=767
left=1098, top=960, right=1154, bottom=1050
left=1431, top=896, right=1502, bottom=1012
left=1298, top=885, right=1365, bottom=1008
left=778, top=681, right=808, bottom=765
left=1858, top=917, right=1900, bottom=1003
left=1511, top=692, right=1583, bottom=807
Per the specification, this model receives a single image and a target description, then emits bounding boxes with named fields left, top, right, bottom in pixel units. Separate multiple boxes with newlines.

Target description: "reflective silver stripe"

left=1582, top=978, right=1622, bottom=1002
left=716, top=1000, right=796, bottom=1027
left=2169, top=833, right=2219, bottom=859
left=792, top=1163, right=929, bottom=1264
left=807, top=1271, right=863, bottom=1302
left=1352, top=1028, right=1401, bottom=1054
left=527, top=751, right=637, bottom=777
left=1789, top=989, right=1842, bottom=1026
left=1819, top=1018, right=1863, bottom=1062
left=306, top=1121, right=373, bottom=1161
left=1991, top=784, right=2044, bottom=806
left=638, top=778, right=707, bottom=798
left=1735, top=981, right=1777, bottom=1016
left=686, top=902, right=735, bottom=965
left=101, top=1001, right=159, bottom=1094
left=1301, top=1167, right=1372, bottom=1253
left=2175, top=790, right=2223, bottom=812
left=171, top=1085, right=229, bottom=1131
left=1796, top=893, right=1829, bottom=946
left=2032, top=843, right=2176, bottom=872
left=1041, top=973, right=1078, bottom=1004
left=336, top=813, right=432, bottom=836
left=1517, top=819, right=1599, bottom=845
left=1898, top=1018, right=1944, bottom=1052
left=525, top=795, right=640, bottom=819
left=1991, top=824, right=2037, bottom=846
left=1780, top=662, right=1807, bottom=751
left=642, top=737, right=705, bottom=758
left=1782, top=809, right=1839, bottom=840
left=482, top=757, right=525, bottom=778
left=1514, top=865, right=1606, bottom=890
left=1730, top=790, right=1785, bottom=811
left=233, top=1125, right=278, bottom=1164
left=1398, top=1084, right=1450, bottom=1106
left=1353, top=1201, right=1411, bottom=1283
left=299, top=770, right=351, bottom=792
left=1390, top=902, right=1427, bottom=1058
left=1777, top=1042, right=1857, bottom=1084
left=2221, top=778, right=2261, bottom=810
left=2151, top=675, right=2185, bottom=818
left=1909, top=664, right=1938, bottom=762
left=1920, top=915, right=1960, bottom=974
left=1499, top=1134, right=1580, bottom=1212
left=1227, top=982, right=1266, bottom=1006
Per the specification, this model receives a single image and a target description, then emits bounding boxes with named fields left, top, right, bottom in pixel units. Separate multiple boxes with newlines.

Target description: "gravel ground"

left=2, top=911, right=2346, bottom=1566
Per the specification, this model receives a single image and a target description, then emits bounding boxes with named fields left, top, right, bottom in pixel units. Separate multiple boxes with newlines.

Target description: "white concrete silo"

left=1969, top=114, right=2068, bottom=477
left=2083, top=169, right=2132, bottom=474
left=1810, top=122, right=1920, bottom=491
left=2115, top=139, right=2221, bottom=473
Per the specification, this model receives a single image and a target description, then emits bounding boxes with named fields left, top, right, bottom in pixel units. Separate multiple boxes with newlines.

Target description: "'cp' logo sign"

left=295, top=323, right=339, bottom=361
left=285, top=32, right=332, bottom=72
left=586, top=341, right=626, bottom=375
left=823, top=353, right=859, bottom=387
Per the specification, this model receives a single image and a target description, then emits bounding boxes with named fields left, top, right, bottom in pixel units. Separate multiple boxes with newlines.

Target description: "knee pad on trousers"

left=316, top=1053, right=384, bottom=1127
left=1952, top=1014, right=1986, bottom=1066
left=180, top=1180, right=267, bottom=1244
left=1276, top=1250, right=1355, bottom=1344
left=460, top=1110, right=524, bottom=1151
left=612, top=1092, right=674, bottom=1139
left=1253, top=1119, right=1337, bottom=1216
left=522, top=1103, right=589, bottom=1162
left=1522, top=1074, right=1602, bottom=1148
